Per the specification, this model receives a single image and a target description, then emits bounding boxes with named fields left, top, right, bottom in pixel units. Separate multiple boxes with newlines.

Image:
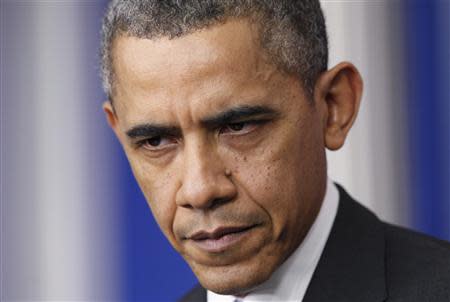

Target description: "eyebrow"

left=126, top=124, right=181, bottom=139
left=201, top=105, right=279, bottom=129
left=125, top=105, right=279, bottom=140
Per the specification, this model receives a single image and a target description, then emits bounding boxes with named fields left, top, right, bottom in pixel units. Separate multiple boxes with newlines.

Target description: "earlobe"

left=314, top=62, right=363, bottom=151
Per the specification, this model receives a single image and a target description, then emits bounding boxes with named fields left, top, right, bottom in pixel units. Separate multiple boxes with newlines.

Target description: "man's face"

left=108, top=20, right=328, bottom=294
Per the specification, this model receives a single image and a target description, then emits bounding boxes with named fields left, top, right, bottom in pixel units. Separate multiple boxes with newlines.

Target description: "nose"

left=176, top=140, right=237, bottom=210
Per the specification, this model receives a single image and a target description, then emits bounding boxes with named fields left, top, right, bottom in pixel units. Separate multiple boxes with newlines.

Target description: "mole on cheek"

left=264, top=184, right=271, bottom=192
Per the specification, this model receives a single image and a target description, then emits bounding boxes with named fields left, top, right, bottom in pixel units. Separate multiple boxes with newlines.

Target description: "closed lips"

left=188, top=225, right=256, bottom=241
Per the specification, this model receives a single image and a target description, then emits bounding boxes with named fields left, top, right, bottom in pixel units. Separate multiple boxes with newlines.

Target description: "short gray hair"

left=100, top=0, right=328, bottom=99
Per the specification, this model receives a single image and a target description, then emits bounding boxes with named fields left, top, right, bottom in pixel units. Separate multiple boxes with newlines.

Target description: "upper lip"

left=188, top=225, right=255, bottom=241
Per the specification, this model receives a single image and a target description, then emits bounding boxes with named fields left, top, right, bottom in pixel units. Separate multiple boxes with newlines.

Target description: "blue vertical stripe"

left=405, top=0, right=450, bottom=240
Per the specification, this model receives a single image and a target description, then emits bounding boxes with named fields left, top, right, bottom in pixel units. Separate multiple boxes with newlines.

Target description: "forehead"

left=111, top=19, right=285, bottom=124
left=115, top=20, right=261, bottom=69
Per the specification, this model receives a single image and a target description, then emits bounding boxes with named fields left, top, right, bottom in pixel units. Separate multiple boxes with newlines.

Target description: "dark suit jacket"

left=179, top=185, right=450, bottom=302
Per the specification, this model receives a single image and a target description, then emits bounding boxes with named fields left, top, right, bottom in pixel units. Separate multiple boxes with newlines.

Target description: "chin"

left=191, top=258, right=277, bottom=295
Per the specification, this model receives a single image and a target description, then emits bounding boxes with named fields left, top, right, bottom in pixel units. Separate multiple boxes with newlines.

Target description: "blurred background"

left=1, top=0, right=449, bottom=301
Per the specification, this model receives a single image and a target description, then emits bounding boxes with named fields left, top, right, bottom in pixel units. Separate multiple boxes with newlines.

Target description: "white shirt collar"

left=207, top=178, right=340, bottom=302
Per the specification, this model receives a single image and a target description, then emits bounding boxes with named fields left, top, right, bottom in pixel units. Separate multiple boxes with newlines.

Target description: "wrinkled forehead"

left=110, top=19, right=283, bottom=122
left=112, top=19, right=271, bottom=88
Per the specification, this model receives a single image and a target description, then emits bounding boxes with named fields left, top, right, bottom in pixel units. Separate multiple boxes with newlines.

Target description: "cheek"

left=225, top=147, right=300, bottom=229
left=225, top=118, right=325, bottom=235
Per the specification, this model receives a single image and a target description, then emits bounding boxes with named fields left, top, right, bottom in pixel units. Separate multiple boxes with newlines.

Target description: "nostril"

left=178, top=196, right=234, bottom=210
left=209, top=196, right=234, bottom=210
left=180, top=203, right=194, bottom=209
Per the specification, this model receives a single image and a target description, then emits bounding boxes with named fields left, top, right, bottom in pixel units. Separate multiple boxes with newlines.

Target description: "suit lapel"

left=303, top=185, right=387, bottom=302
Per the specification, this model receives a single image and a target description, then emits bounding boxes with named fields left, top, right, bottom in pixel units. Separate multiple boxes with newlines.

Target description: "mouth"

left=187, top=225, right=256, bottom=253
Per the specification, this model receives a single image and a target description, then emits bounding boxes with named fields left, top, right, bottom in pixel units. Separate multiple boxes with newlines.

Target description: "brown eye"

left=228, top=122, right=245, bottom=131
left=139, top=136, right=177, bottom=151
left=219, top=121, right=263, bottom=135
left=147, top=136, right=162, bottom=147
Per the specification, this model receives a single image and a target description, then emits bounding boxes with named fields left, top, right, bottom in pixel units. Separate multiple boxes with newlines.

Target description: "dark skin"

left=103, top=19, right=362, bottom=295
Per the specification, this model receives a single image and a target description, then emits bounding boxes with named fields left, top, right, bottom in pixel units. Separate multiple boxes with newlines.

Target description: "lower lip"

left=190, top=229, right=252, bottom=253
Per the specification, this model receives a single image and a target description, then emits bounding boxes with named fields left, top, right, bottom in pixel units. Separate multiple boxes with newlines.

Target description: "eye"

left=228, top=122, right=245, bottom=131
left=146, top=136, right=162, bottom=146
left=220, top=121, right=260, bottom=135
left=139, top=136, right=177, bottom=150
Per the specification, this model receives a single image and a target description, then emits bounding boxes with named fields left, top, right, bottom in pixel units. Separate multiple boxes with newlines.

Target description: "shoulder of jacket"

left=383, top=223, right=450, bottom=300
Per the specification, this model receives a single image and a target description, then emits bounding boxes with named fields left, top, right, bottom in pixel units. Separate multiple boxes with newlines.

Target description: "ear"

left=314, top=62, right=363, bottom=150
left=102, top=101, right=122, bottom=140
